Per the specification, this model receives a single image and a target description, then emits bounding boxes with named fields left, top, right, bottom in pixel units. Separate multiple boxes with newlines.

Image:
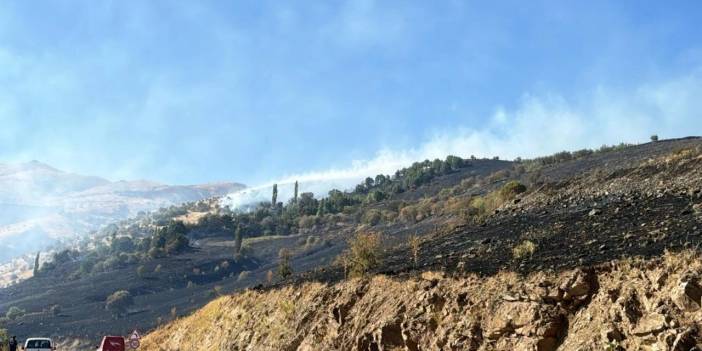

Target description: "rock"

left=588, top=208, right=602, bottom=216
left=561, top=270, right=592, bottom=299
left=485, top=301, right=564, bottom=341
left=672, top=281, right=702, bottom=312
left=502, top=294, right=520, bottom=302
left=632, top=313, right=667, bottom=336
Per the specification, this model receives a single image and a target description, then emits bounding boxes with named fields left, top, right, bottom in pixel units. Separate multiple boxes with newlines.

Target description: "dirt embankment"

left=142, top=251, right=702, bottom=351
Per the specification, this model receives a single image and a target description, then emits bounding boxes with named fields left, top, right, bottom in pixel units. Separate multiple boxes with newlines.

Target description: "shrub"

left=361, top=209, right=382, bottom=226
left=5, top=306, right=25, bottom=321
left=298, top=215, right=318, bottom=229
left=0, top=328, right=8, bottom=349
left=650, top=134, right=659, bottom=142
left=512, top=240, right=537, bottom=260
left=499, top=181, right=527, bottom=200
left=399, top=205, right=418, bottom=222
left=105, top=290, right=133, bottom=316
left=344, top=231, right=382, bottom=278
left=237, top=271, right=251, bottom=282
left=278, top=248, right=293, bottom=278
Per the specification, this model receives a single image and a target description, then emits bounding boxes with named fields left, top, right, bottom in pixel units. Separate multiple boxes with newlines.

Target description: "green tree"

left=316, top=198, right=326, bottom=216
left=294, top=181, right=299, bottom=203
left=272, top=183, right=278, bottom=205
left=297, top=192, right=318, bottom=216
left=33, top=251, right=40, bottom=276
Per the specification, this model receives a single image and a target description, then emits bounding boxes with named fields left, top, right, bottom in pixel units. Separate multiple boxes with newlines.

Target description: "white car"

left=22, top=338, right=56, bottom=351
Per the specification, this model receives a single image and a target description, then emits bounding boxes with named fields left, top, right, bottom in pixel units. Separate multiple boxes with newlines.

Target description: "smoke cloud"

left=222, top=68, right=702, bottom=208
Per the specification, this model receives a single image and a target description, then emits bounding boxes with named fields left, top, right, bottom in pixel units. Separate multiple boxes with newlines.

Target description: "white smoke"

left=222, top=68, right=702, bottom=209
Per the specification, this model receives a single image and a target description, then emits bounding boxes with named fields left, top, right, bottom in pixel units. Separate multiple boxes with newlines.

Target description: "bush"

left=341, top=231, right=382, bottom=278
left=5, top=306, right=25, bottom=321
left=237, top=271, right=250, bottom=282
left=105, top=290, right=133, bottom=316
left=278, top=249, right=292, bottom=278
left=399, top=205, right=418, bottom=222
left=0, top=328, right=8, bottom=349
left=298, top=215, right=318, bottom=229
left=361, top=209, right=382, bottom=226
left=650, top=134, right=659, bottom=142
left=499, top=181, right=527, bottom=200
left=512, top=240, right=537, bottom=260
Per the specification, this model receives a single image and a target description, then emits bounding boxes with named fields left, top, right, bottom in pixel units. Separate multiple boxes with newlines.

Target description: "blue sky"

left=1, top=1, right=701, bottom=186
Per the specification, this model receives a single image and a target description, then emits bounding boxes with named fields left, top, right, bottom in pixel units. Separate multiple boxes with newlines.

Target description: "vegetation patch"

left=512, top=240, right=537, bottom=260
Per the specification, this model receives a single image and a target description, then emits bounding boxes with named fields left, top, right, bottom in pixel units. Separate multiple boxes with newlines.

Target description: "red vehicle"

left=97, top=336, right=125, bottom=351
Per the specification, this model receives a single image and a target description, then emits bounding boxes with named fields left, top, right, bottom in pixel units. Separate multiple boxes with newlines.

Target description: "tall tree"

left=294, top=181, right=299, bottom=203
left=316, top=198, right=326, bottom=216
left=233, top=225, right=242, bottom=256
left=33, top=251, right=41, bottom=276
left=272, top=184, right=278, bottom=206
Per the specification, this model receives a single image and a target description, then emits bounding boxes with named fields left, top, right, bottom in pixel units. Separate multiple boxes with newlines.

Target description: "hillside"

left=140, top=137, right=702, bottom=351
left=2, top=137, right=702, bottom=350
left=0, top=161, right=245, bottom=265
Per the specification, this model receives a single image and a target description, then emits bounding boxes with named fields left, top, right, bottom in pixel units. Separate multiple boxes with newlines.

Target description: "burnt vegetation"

left=2, top=137, right=702, bottom=343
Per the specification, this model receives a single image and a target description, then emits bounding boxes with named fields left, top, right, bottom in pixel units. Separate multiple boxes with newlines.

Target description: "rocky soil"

left=141, top=251, right=702, bottom=351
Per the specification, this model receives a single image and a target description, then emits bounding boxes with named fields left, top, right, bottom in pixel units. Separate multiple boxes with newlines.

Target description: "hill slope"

left=0, top=161, right=245, bottom=262
left=3, top=137, right=702, bottom=350
left=140, top=137, right=702, bottom=351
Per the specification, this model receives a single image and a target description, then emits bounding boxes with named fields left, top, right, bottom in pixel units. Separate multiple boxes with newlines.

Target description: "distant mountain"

left=0, top=161, right=245, bottom=262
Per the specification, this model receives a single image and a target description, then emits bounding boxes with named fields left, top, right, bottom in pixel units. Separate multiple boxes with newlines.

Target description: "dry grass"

left=512, top=240, right=537, bottom=260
